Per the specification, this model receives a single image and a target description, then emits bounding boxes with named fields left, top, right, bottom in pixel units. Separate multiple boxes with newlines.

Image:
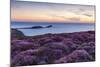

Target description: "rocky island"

left=14, top=25, right=53, bottom=29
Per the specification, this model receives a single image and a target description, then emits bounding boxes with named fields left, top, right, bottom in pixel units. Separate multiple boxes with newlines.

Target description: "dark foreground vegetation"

left=11, top=29, right=95, bottom=66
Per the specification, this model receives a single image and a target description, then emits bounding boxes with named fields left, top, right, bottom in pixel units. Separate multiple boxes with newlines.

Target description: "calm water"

left=11, top=22, right=95, bottom=36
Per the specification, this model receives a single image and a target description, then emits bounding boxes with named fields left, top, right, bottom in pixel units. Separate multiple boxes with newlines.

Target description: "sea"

left=11, top=22, right=95, bottom=36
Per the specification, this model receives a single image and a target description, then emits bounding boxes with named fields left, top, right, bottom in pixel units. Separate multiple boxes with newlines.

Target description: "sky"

left=17, top=0, right=95, bottom=5
left=11, top=0, right=95, bottom=23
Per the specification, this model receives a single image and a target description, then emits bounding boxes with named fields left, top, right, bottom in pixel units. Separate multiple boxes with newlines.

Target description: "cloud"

left=71, top=8, right=93, bottom=17
left=68, top=17, right=80, bottom=21
left=48, top=14, right=81, bottom=22
left=48, top=14, right=67, bottom=19
left=82, top=13, right=93, bottom=17
left=79, top=8, right=86, bottom=12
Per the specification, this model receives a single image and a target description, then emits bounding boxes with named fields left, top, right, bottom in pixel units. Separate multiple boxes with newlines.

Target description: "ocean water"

left=11, top=22, right=95, bottom=36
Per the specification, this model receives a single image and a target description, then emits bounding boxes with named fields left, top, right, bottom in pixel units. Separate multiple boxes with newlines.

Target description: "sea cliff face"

left=11, top=29, right=95, bottom=66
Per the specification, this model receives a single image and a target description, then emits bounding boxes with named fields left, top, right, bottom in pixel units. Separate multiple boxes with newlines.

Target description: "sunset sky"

left=11, top=1, right=95, bottom=23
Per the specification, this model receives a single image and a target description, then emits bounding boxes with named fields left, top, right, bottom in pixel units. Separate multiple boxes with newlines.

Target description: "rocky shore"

left=11, top=29, right=95, bottom=66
